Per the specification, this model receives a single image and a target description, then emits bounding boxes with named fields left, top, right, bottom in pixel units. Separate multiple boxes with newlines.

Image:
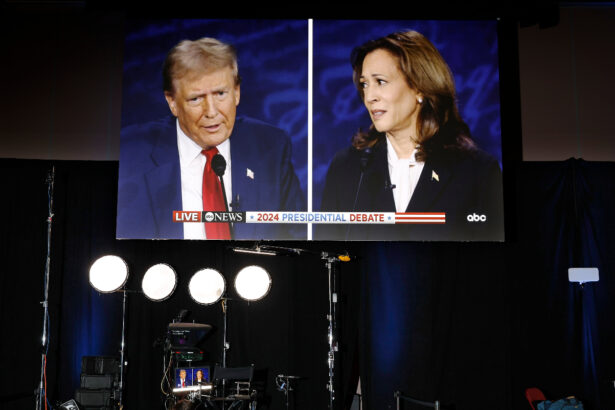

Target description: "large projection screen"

left=116, top=19, right=504, bottom=241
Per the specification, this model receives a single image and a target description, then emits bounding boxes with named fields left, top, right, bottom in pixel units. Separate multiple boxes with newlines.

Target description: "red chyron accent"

left=173, top=211, right=202, bottom=222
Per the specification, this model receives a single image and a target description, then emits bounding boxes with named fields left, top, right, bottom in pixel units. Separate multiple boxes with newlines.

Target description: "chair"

left=525, top=387, right=546, bottom=410
left=213, top=365, right=255, bottom=399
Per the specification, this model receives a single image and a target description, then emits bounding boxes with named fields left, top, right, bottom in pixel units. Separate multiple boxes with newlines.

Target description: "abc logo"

left=466, top=213, right=487, bottom=222
left=204, top=212, right=215, bottom=222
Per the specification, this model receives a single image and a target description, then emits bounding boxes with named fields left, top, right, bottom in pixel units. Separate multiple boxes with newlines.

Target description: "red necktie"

left=202, top=147, right=231, bottom=239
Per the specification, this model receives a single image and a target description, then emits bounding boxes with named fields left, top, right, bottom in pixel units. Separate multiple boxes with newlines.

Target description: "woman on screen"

left=195, top=369, right=206, bottom=384
left=318, top=30, right=504, bottom=241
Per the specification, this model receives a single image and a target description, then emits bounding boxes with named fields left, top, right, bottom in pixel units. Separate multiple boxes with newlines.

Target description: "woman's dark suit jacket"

left=317, top=135, right=504, bottom=241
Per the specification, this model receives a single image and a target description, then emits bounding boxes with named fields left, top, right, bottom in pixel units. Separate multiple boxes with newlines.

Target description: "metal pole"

left=119, top=289, right=128, bottom=408
left=222, top=298, right=228, bottom=368
left=324, top=255, right=337, bottom=410
left=222, top=298, right=228, bottom=408
left=36, top=166, right=55, bottom=410
left=286, top=380, right=290, bottom=410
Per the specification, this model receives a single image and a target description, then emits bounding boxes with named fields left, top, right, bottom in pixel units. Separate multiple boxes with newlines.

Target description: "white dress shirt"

left=176, top=120, right=232, bottom=239
left=386, top=136, right=425, bottom=213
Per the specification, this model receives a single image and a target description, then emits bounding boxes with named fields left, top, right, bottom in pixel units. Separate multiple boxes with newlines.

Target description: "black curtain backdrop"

left=1, top=158, right=614, bottom=410
left=509, top=160, right=615, bottom=410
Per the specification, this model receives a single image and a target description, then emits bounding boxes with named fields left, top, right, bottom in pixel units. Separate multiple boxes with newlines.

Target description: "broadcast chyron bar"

left=116, top=19, right=504, bottom=242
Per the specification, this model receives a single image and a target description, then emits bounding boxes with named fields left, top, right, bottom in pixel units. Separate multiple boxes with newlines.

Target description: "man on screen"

left=177, top=370, right=188, bottom=388
left=117, top=37, right=305, bottom=239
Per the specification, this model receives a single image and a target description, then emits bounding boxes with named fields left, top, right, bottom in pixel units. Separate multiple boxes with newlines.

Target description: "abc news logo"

left=203, top=212, right=244, bottom=223
left=466, top=213, right=487, bottom=222
left=173, top=211, right=245, bottom=223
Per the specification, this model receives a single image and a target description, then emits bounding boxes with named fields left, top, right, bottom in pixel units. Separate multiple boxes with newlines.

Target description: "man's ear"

left=164, top=92, right=178, bottom=117
left=234, top=84, right=240, bottom=106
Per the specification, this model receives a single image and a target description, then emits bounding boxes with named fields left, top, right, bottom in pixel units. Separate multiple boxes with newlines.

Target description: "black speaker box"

left=75, top=389, right=112, bottom=407
left=81, top=356, right=120, bottom=375
left=80, top=374, right=115, bottom=389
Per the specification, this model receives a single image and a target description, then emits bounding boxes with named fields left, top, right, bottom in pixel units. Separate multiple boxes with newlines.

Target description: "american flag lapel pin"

left=431, top=170, right=439, bottom=182
left=246, top=168, right=255, bottom=180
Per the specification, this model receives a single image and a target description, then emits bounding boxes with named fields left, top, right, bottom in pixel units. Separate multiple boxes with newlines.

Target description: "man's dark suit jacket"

left=317, top=137, right=504, bottom=241
left=117, top=116, right=305, bottom=239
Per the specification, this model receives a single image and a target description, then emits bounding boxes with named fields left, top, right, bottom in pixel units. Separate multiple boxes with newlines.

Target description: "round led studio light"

left=142, top=263, right=177, bottom=301
left=189, top=268, right=226, bottom=305
left=234, top=265, right=271, bottom=301
left=89, top=255, right=129, bottom=293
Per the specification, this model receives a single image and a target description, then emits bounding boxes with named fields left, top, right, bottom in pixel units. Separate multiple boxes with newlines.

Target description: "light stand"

left=36, top=166, right=55, bottom=410
left=322, top=253, right=339, bottom=410
left=222, top=298, right=229, bottom=368
left=221, top=297, right=229, bottom=407
left=88, top=255, right=130, bottom=409
left=118, top=289, right=128, bottom=408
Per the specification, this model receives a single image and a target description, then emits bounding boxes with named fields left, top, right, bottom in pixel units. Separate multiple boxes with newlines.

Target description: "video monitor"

left=175, top=366, right=211, bottom=387
left=117, top=19, right=504, bottom=242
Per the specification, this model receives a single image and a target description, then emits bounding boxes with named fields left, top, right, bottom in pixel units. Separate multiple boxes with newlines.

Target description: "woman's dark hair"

left=350, top=30, right=474, bottom=160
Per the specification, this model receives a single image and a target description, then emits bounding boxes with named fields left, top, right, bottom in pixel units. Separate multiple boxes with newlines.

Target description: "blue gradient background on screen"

left=313, top=20, right=501, bottom=210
